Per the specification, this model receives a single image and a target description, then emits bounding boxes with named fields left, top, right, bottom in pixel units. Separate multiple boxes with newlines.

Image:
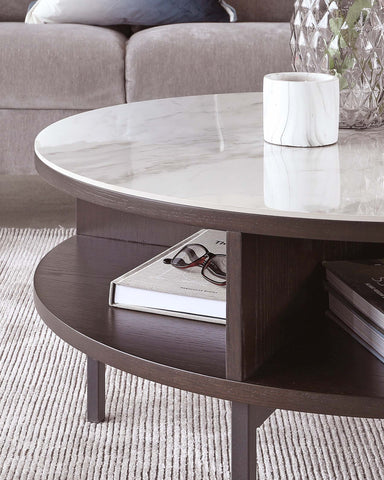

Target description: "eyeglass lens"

left=171, top=244, right=208, bottom=267
left=168, top=243, right=226, bottom=285
left=203, top=255, right=226, bottom=284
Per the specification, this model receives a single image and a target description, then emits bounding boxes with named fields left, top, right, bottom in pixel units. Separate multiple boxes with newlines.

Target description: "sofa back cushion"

left=0, top=0, right=294, bottom=22
left=0, top=0, right=31, bottom=21
left=230, top=0, right=294, bottom=22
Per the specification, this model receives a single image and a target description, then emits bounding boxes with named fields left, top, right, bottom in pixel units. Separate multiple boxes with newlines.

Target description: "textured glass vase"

left=291, top=0, right=384, bottom=129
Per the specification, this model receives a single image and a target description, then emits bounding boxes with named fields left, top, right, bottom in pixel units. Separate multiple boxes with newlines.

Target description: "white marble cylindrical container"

left=263, top=72, right=339, bottom=147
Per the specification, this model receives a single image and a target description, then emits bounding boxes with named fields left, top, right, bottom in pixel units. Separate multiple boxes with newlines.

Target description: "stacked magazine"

left=109, top=229, right=226, bottom=324
left=324, top=259, right=384, bottom=362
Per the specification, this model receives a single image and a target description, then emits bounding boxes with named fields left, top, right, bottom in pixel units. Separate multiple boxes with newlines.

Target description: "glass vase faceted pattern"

left=291, top=0, right=384, bottom=129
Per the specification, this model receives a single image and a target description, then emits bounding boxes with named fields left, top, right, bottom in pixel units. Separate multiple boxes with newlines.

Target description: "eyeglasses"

left=163, top=243, right=226, bottom=286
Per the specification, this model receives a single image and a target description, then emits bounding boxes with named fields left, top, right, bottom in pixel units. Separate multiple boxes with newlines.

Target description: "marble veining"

left=35, top=92, right=384, bottom=221
left=263, top=73, right=339, bottom=147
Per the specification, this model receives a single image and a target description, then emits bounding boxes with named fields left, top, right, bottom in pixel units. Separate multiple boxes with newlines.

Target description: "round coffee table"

left=33, top=92, right=384, bottom=480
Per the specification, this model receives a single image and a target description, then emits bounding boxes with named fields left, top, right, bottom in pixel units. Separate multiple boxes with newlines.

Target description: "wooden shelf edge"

left=33, top=276, right=384, bottom=419
left=32, top=235, right=384, bottom=419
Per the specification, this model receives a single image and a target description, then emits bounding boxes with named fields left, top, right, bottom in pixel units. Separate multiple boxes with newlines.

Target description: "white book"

left=109, top=229, right=226, bottom=324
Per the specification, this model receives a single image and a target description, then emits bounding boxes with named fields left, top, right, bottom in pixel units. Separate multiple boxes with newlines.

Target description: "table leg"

left=87, top=356, right=105, bottom=423
left=232, top=402, right=274, bottom=480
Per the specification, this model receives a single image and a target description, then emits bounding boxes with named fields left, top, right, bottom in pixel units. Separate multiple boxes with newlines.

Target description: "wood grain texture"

left=34, top=235, right=226, bottom=378
left=226, top=232, right=244, bottom=380
left=36, top=156, right=384, bottom=243
left=77, top=200, right=198, bottom=245
left=231, top=403, right=274, bottom=480
left=87, top=357, right=105, bottom=423
left=226, top=233, right=384, bottom=381
left=33, top=234, right=384, bottom=418
left=253, top=318, right=384, bottom=400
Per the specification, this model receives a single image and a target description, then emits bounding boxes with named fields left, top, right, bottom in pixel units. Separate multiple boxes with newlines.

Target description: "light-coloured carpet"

left=0, top=175, right=75, bottom=228
left=1, top=228, right=384, bottom=480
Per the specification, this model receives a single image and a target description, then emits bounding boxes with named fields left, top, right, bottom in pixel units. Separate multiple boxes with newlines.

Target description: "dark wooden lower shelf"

left=251, top=320, right=384, bottom=399
left=34, top=235, right=384, bottom=418
left=34, top=235, right=226, bottom=378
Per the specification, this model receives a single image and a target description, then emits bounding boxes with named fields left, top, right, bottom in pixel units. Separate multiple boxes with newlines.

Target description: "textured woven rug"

left=1, top=228, right=384, bottom=480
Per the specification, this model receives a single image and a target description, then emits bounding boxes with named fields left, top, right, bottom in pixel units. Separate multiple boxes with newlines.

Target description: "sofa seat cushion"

left=125, top=22, right=292, bottom=102
left=0, top=23, right=126, bottom=109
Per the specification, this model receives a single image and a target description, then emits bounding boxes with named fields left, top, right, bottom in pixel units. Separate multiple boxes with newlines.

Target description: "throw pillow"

left=27, top=1, right=38, bottom=11
left=25, top=0, right=236, bottom=25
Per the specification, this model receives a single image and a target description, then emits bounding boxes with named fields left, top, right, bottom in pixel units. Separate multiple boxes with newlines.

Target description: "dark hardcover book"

left=323, top=259, right=384, bottom=331
left=327, top=286, right=384, bottom=363
left=326, top=311, right=384, bottom=364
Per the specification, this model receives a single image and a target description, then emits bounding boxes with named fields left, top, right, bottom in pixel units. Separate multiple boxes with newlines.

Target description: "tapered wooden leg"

left=232, top=402, right=274, bottom=480
left=87, top=357, right=105, bottom=423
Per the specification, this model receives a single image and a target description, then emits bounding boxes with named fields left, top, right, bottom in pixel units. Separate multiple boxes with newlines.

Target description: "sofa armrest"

left=125, top=22, right=292, bottom=102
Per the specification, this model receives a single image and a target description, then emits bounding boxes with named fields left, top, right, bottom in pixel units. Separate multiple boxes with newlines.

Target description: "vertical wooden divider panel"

left=226, top=231, right=384, bottom=382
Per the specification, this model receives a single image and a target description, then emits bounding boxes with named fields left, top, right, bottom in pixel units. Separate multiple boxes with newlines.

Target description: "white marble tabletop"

left=35, top=92, right=384, bottom=222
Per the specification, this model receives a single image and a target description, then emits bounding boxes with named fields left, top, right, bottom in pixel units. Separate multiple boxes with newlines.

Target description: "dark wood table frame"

left=34, top=158, right=384, bottom=480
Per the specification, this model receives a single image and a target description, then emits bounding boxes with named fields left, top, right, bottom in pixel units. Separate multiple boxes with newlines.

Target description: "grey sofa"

left=0, top=0, right=293, bottom=175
